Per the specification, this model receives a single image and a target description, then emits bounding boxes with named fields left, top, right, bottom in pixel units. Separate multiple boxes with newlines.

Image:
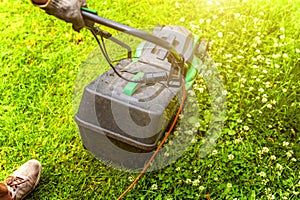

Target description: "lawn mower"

left=73, top=7, right=207, bottom=171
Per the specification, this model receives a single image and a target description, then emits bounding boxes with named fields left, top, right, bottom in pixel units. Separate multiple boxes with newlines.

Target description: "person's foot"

left=0, top=160, right=42, bottom=200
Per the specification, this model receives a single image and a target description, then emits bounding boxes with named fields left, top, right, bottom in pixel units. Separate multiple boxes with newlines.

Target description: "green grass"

left=0, top=0, right=299, bottom=199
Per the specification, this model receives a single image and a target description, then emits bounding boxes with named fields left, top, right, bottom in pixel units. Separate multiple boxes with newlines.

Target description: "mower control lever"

left=81, top=8, right=183, bottom=65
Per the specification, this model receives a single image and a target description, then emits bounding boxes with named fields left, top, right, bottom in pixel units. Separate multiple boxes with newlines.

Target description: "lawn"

left=0, top=0, right=299, bottom=199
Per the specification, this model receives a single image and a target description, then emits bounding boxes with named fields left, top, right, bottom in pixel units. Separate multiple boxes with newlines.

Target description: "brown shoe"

left=0, top=160, right=42, bottom=200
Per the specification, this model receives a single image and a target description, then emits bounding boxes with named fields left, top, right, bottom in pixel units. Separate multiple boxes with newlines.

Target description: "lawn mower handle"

left=81, top=9, right=183, bottom=63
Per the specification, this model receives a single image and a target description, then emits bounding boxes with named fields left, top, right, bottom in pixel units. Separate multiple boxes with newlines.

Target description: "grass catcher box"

left=75, top=26, right=196, bottom=170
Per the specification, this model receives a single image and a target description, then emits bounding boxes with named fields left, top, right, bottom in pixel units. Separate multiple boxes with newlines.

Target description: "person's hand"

left=31, top=0, right=87, bottom=32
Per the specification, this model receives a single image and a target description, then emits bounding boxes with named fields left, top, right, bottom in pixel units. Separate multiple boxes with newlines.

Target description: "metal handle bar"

left=81, top=10, right=182, bottom=62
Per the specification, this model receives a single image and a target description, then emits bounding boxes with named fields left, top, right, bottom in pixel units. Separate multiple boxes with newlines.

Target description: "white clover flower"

left=188, top=90, right=195, bottom=96
left=270, top=155, right=276, bottom=160
left=258, top=171, right=266, bottom=177
left=206, top=18, right=211, bottom=23
left=227, top=183, right=232, bottom=188
left=164, top=152, right=169, bottom=157
left=274, top=64, right=280, bottom=68
left=128, top=176, right=135, bottom=182
left=234, top=13, right=241, bottom=18
left=265, top=61, right=271, bottom=65
left=265, top=188, right=271, bottom=193
left=258, top=88, right=264, bottom=92
left=222, top=90, right=228, bottom=96
left=282, top=53, right=288, bottom=58
left=192, top=179, right=200, bottom=186
left=185, top=130, right=193, bottom=135
left=256, top=40, right=262, bottom=45
left=272, top=54, right=281, bottom=59
left=261, top=179, right=269, bottom=185
left=186, top=178, right=192, bottom=184
left=296, top=48, right=300, bottom=53
left=262, top=147, right=269, bottom=153
left=249, top=86, right=254, bottom=91
left=291, top=158, right=297, bottom=162
left=206, top=0, right=213, bottom=5
left=243, top=125, right=250, bottom=131
left=256, top=55, right=265, bottom=60
left=282, top=88, right=287, bottom=92
left=271, top=100, right=276, bottom=105
left=268, top=194, right=275, bottom=200
left=237, top=119, right=243, bottom=123
left=191, top=138, right=197, bottom=144
left=234, top=138, right=243, bottom=144
left=199, top=186, right=205, bottom=191
left=268, top=125, right=273, bottom=128
left=241, top=78, right=247, bottom=83
left=276, top=163, right=284, bottom=170
left=151, top=184, right=158, bottom=190
left=212, top=150, right=218, bottom=156
left=195, top=122, right=200, bottom=128
left=225, top=54, right=233, bottom=58
left=262, top=97, right=268, bottom=103
left=228, top=154, right=235, bottom=160
left=279, top=35, right=285, bottom=40
left=277, top=171, right=282, bottom=176
left=198, top=87, right=204, bottom=93
left=218, top=32, right=223, bottom=38
left=282, top=141, right=289, bottom=147
left=286, top=150, right=293, bottom=157
left=267, top=104, right=273, bottom=109
left=247, top=113, right=252, bottom=118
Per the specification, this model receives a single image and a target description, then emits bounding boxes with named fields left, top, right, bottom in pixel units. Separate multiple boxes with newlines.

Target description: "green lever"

left=123, top=72, right=144, bottom=96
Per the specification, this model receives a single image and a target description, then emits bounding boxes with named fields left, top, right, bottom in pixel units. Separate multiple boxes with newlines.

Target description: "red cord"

left=117, top=80, right=186, bottom=200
